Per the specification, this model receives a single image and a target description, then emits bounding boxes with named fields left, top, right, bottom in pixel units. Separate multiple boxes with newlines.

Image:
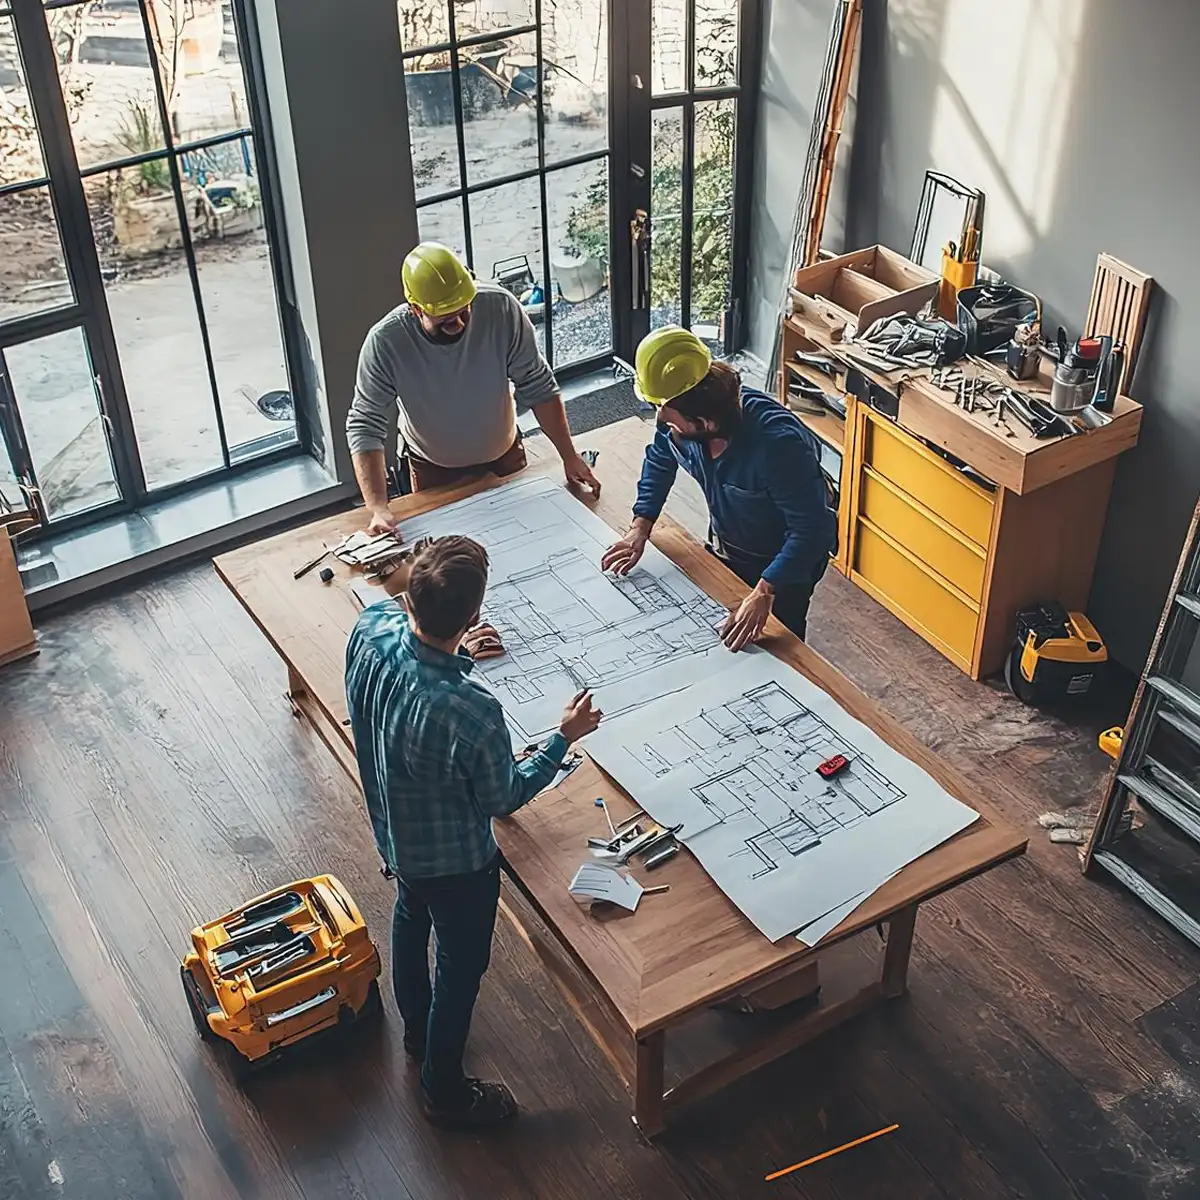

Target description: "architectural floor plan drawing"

left=394, top=473, right=732, bottom=744
left=639, top=680, right=906, bottom=878
left=586, top=653, right=980, bottom=942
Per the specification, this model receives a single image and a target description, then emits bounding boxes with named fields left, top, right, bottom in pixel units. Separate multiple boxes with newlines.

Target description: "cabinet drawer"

left=853, top=519, right=979, bottom=667
left=859, top=469, right=987, bottom=601
left=864, top=418, right=994, bottom=547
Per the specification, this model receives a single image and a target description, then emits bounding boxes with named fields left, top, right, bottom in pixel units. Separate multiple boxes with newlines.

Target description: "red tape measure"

left=817, top=754, right=850, bottom=778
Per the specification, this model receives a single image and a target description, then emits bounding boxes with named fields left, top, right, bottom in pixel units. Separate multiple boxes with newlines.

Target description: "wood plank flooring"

left=2, top=465, right=1199, bottom=1198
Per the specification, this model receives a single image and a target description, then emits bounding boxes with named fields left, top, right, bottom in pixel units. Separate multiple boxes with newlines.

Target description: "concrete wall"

left=751, top=0, right=1200, bottom=669
left=253, top=0, right=419, bottom=484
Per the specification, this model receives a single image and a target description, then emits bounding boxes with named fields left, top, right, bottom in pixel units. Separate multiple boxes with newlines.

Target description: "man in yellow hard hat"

left=601, top=326, right=836, bottom=648
left=347, top=242, right=600, bottom=535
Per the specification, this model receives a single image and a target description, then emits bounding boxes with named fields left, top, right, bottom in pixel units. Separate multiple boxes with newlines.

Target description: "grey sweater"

left=346, top=283, right=559, bottom=469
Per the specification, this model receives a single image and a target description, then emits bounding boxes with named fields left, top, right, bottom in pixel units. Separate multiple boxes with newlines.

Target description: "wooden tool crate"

left=789, top=245, right=939, bottom=339
left=1, top=524, right=36, bottom=668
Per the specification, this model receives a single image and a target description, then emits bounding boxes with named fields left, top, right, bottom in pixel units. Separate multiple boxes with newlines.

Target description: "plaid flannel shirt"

left=345, top=600, right=567, bottom=879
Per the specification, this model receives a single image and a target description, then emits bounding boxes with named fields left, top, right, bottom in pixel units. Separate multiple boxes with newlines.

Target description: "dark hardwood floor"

left=2, top=553, right=1198, bottom=1199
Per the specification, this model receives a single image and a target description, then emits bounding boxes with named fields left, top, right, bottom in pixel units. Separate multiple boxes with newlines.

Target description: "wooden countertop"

left=784, top=315, right=1143, bottom=494
left=214, top=417, right=1027, bottom=1038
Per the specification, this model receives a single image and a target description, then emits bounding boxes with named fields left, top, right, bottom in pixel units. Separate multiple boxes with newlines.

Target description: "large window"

left=0, top=0, right=298, bottom=532
left=646, top=0, right=742, bottom=352
left=396, top=0, right=759, bottom=372
left=400, top=0, right=613, bottom=375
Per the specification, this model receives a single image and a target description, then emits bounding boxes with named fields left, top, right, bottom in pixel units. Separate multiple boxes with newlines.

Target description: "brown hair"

left=665, top=360, right=742, bottom=435
left=406, top=535, right=490, bottom=640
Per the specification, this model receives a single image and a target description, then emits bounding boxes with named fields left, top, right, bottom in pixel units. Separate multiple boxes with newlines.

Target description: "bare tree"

left=143, top=0, right=189, bottom=140
left=0, top=5, right=94, bottom=182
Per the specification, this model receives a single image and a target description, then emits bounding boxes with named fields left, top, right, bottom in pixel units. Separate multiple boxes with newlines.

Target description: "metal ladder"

left=1085, top=499, right=1200, bottom=946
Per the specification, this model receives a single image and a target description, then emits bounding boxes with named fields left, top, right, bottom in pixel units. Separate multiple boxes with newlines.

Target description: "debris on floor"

left=1037, top=805, right=1138, bottom=847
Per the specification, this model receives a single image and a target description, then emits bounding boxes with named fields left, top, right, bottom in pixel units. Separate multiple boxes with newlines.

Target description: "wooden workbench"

left=213, top=417, right=1027, bottom=1136
left=780, top=314, right=1143, bottom=679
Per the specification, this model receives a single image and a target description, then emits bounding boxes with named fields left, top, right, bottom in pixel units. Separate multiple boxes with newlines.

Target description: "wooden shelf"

left=781, top=360, right=846, bottom=452
left=796, top=407, right=845, bottom=452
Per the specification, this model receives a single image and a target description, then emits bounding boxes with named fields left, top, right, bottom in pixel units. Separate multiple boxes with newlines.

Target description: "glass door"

left=1, top=0, right=129, bottom=526
left=613, top=0, right=760, bottom=361
left=400, top=0, right=614, bottom=376
left=396, top=0, right=761, bottom=375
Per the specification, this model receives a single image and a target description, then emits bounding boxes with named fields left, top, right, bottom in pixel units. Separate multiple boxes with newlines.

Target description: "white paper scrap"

left=568, top=863, right=644, bottom=911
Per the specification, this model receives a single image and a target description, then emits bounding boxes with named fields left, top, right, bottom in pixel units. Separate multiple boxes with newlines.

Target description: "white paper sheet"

left=394, top=473, right=738, bottom=746
left=794, top=891, right=875, bottom=949
left=568, top=862, right=643, bottom=911
left=585, top=653, right=979, bottom=942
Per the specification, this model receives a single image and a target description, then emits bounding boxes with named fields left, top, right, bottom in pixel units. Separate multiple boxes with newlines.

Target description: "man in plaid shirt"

left=345, top=534, right=601, bottom=1129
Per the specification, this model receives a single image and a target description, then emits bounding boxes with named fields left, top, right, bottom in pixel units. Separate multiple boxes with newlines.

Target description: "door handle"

left=630, top=209, right=650, bottom=310
left=93, top=374, right=115, bottom=439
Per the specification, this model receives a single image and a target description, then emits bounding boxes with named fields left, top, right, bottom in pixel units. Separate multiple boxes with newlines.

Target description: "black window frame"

left=402, top=0, right=616, bottom=383
left=0, top=0, right=310, bottom=538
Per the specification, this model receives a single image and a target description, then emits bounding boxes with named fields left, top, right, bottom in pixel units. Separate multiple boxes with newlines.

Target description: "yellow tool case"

left=181, top=875, right=382, bottom=1078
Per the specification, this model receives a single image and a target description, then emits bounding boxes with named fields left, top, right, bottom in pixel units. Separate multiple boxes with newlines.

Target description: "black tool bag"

left=956, top=283, right=1040, bottom=355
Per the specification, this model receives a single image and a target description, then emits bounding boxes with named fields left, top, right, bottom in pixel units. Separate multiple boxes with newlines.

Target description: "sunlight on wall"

left=924, top=0, right=1085, bottom=261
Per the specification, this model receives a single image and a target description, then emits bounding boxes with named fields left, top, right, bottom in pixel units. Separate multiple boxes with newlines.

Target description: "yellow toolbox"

left=181, top=875, right=382, bottom=1079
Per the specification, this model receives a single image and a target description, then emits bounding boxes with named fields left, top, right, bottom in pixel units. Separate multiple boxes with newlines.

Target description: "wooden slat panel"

left=1083, top=253, right=1154, bottom=398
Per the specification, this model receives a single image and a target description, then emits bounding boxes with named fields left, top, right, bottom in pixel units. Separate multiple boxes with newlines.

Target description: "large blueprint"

left=400, top=473, right=978, bottom=942
left=584, top=653, right=979, bottom=942
left=396, top=473, right=731, bottom=745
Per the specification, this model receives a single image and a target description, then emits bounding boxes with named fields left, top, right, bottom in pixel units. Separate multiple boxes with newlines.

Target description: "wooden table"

left=214, top=418, right=1027, bottom=1136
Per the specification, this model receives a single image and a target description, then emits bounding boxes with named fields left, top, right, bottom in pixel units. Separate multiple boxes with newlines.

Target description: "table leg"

left=882, top=903, right=918, bottom=998
left=633, top=1031, right=666, bottom=1138
left=286, top=666, right=306, bottom=717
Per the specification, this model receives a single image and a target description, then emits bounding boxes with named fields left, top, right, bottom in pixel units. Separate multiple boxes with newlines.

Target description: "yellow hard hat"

left=634, top=326, right=713, bottom=407
left=401, top=242, right=477, bottom=317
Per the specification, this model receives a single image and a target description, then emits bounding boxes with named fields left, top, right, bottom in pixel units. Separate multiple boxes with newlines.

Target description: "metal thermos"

left=1049, top=328, right=1103, bottom=413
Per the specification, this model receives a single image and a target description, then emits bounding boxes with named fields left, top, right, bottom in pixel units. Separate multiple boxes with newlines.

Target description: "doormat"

left=565, top=378, right=648, bottom=436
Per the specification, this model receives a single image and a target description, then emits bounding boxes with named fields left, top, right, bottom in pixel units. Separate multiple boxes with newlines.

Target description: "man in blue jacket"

left=601, top=326, right=836, bottom=647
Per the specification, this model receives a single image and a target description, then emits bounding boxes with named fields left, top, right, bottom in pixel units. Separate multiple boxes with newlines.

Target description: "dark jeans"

left=709, top=538, right=829, bottom=642
left=391, top=856, right=501, bottom=1105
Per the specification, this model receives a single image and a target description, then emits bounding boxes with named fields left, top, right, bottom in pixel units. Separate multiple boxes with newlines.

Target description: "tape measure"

left=817, top=754, right=850, bottom=779
left=1098, top=727, right=1123, bottom=759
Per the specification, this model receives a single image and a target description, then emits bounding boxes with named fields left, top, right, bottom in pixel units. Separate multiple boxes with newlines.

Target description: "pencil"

left=766, top=1124, right=899, bottom=1181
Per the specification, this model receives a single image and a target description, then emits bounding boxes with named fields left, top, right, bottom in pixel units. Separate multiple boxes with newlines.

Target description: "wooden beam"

left=803, top=0, right=863, bottom=266
left=662, top=981, right=885, bottom=1118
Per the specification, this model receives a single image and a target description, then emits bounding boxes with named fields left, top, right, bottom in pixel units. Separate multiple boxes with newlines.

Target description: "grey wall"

left=253, top=0, right=419, bottom=485
left=746, top=0, right=851, bottom=362
left=751, top=0, right=1200, bottom=669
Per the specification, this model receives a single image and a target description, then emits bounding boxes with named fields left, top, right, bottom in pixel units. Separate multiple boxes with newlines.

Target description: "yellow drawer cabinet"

left=862, top=419, right=994, bottom=548
left=837, top=399, right=1118, bottom=680
left=858, top=470, right=988, bottom=600
left=777, top=307, right=1138, bottom=681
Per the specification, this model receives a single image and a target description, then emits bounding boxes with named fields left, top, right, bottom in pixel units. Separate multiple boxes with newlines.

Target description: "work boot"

left=421, top=1079, right=518, bottom=1130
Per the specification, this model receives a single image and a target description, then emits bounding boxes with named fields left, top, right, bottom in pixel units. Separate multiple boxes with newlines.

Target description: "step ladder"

left=1084, top=499, right=1200, bottom=946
